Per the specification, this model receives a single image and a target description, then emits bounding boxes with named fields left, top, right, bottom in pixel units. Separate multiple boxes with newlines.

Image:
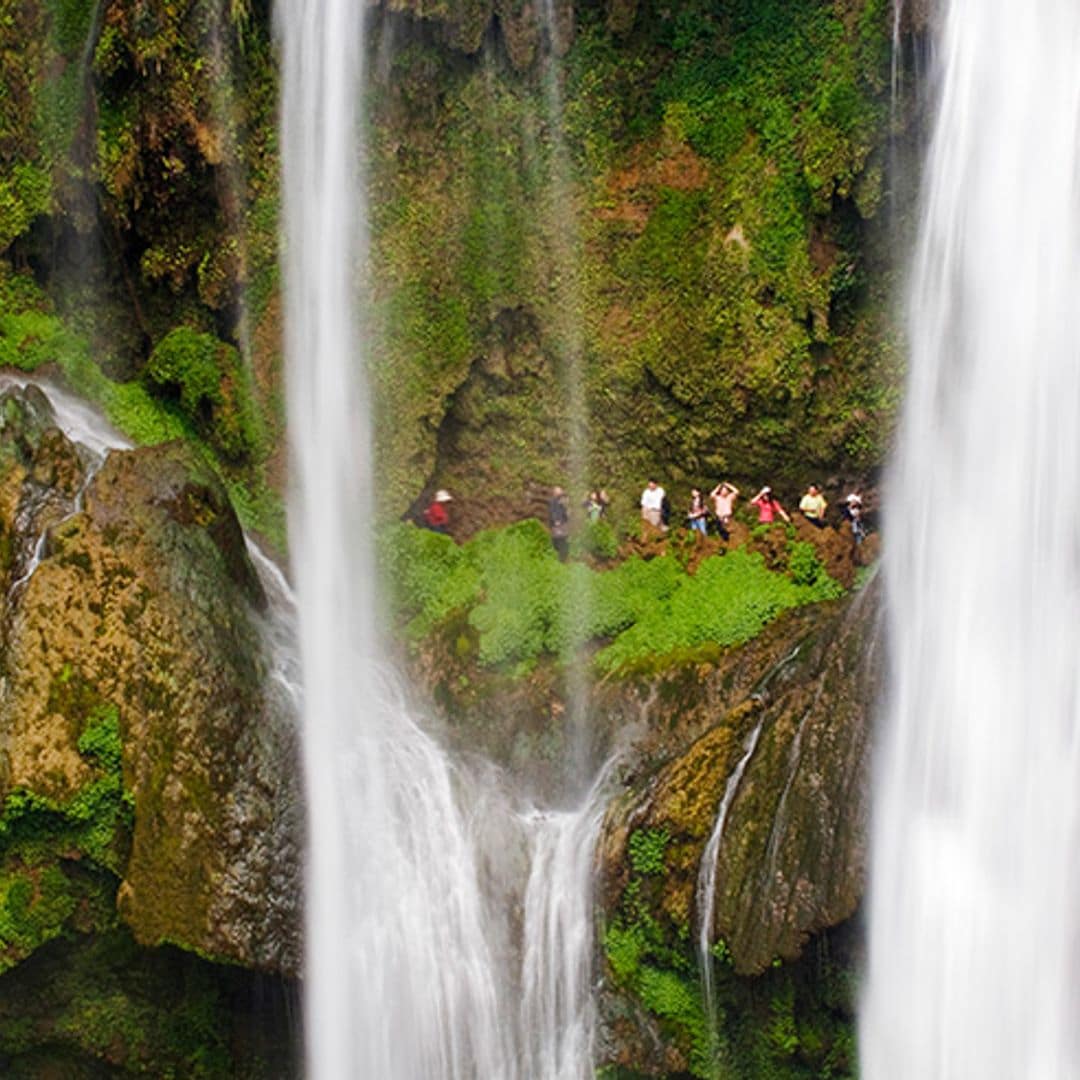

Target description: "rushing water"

left=279, top=6, right=606, bottom=1077
left=862, top=4, right=1080, bottom=1076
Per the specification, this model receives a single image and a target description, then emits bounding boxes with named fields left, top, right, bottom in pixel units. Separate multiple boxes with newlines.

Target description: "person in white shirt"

left=640, top=478, right=666, bottom=531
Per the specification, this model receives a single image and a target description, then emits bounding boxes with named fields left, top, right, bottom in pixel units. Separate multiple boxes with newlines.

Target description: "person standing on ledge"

left=750, top=486, right=791, bottom=524
left=583, top=489, right=609, bottom=523
left=709, top=481, right=740, bottom=539
left=843, top=491, right=866, bottom=544
left=799, top=484, right=828, bottom=528
left=548, top=486, right=570, bottom=561
left=640, top=478, right=666, bottom=533
left=687, top=488, right=709, bottom=538
left=422, top=489, right=453, bottom=534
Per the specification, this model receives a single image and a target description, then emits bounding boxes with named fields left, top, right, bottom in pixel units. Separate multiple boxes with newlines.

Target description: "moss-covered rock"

left=0, top=385, right=301, bottom=975
left=1, top=0, right=907, bottom=545
left=591, top=578, right=880, bottom=1075
left=0, top=928, right=300, bottom=1077
left=364, top=0, right=901, bottom=527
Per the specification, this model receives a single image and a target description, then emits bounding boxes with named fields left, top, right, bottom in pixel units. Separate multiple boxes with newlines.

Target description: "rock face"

left=0, top=385, right=302, bottom=976
left=411, top=547, right=880, bottom=1072
left=602, top=581, right=880, bottom=975
left=587, top=581, right=881, bottom=1075
left=379, top=0, right=575, bottom=65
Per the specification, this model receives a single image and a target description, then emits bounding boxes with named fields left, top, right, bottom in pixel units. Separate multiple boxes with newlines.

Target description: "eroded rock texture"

left=600, top=581, right=880, bottom=975
left=0, top=384, right=301, bottom=976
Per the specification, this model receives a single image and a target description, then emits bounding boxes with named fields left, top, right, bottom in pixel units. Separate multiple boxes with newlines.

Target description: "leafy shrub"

left=146, top=327, right=262, bottom=460
left=572, top=519, right=619, bottom=560
left=594, top=549, right=843, bottom=675
left=628, top=827, right=670, bottom=876
left=787, top=540, right=825, bottom=586
left=382, top=521, right=845, bottom=674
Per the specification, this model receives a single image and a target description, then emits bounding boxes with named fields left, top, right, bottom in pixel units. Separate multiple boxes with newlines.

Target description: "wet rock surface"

left=600, top=579, right=881, bottom=974
left=0, top=386, right=302, bottom=976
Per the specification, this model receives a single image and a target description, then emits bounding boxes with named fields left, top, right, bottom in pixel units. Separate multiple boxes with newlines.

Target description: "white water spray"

left=862, top=4, right=1080, bottom=1077
left=279, top=6, right=512, bottom=1077
left=280, top=5, right=606, bottom=1077
left=519, top=773, right=609, bottom=1080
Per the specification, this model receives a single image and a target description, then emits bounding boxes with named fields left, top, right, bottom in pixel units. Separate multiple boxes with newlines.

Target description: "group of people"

left=642, top=479, right=867, bottom=543
left=419, top=475, right=866, bottom=555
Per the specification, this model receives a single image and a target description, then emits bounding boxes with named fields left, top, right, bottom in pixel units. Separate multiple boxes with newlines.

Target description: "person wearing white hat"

left=423, top=489, right=453, bottom=534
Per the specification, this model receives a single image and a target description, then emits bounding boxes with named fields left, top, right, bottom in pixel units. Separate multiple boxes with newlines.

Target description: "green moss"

left=0, top=272, right=283, bottom=544
left=146, top=327, right=263, bottom=462
left=0, top=163, right=50, bottom=250
left=0, top=677, right=133, bottom=971
left=0, top=929, right=294, bottom=1077
left=604, top=870, right=715, bottom=1076
left=604, top=855, right=858, bottom=1078
left=362, top=0, right=897, bottom=520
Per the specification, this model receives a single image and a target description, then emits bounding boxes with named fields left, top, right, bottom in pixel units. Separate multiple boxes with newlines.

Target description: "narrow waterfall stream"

left=863, top=3, right=1080, bottom=1076
left=695, top=716, right=764, bottom=1031
left=279, top=6, right=605, bottom=1078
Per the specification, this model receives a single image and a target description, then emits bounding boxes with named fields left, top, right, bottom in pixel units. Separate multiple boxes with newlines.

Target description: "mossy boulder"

left=588, top=582, right=879, bottom=1075
left=0, top=385, right=301, bottom=975
left=600, top=580, right=880, bottom=977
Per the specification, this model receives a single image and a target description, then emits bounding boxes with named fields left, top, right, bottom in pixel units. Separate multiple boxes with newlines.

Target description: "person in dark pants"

left=548, top=486, right=570, bottom=561
left=798, top=484, right=828, bottom=528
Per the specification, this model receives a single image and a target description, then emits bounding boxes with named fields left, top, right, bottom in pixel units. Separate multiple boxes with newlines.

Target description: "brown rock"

left=599, top=578, right=882, bottom=974
left=0, top=408, right=301, bottom=975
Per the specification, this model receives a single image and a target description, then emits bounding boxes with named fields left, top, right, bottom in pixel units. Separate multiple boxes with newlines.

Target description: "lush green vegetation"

left=380, top=518, right=843, bottom=674
left=0, top=674, right=130, bottom=972
left=0, top=271, right=285, bottom=546
left=146, top=326, right=264, bottom=460
left=0, top=928, right=295, bottom=1078
left=366, top=0, right=898, bottom=519
left=604, top=823, right=856, bottom=1079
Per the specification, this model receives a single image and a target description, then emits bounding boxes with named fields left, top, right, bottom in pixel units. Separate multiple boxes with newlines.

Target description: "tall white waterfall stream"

left=279, top=6, right=604, bottom=1078
left=862, top=4, right=1080, bottom=1077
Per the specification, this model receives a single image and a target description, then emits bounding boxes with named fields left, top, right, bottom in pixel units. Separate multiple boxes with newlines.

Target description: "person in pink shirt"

left=750, top=486, right=790, bottom=524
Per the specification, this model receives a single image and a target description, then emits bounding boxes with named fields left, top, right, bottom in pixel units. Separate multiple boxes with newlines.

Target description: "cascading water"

left=519, top=773, right=610, bottom=1080
left=279, top=5, right=606, bottom=1077
left=695, top=717, right=764, bottom=1034
left=280, top=6, right=510, bottom=1077
left=862, top=4, right=1080, bottom=1076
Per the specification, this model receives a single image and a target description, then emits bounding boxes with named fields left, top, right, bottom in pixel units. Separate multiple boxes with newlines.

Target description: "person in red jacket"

left=750, top=486, right=790, bottom=524
left=423, top=489, right=453, bottom=534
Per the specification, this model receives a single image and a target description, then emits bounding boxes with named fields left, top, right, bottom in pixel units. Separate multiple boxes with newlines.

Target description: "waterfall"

left=279, top=6, right=605, bottom=1077
left=862, top=4, right=1080, bottom=1077
left=519, top=773, right=610, bottom=1080
left=695, top=717, right=765, bottom=1042
left=536, top=0, right=595, bottom=793
left=280, top=5, right=508, bottom=1076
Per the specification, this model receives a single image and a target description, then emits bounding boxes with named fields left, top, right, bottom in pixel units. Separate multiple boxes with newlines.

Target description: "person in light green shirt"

left=798, top=484, right=828, bottom=528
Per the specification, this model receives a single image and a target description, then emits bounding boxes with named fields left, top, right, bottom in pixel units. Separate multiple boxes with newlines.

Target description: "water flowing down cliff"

left=280, top=6, right=605, bottom=1077
left=863, top=4, right=1080, bottom=1076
